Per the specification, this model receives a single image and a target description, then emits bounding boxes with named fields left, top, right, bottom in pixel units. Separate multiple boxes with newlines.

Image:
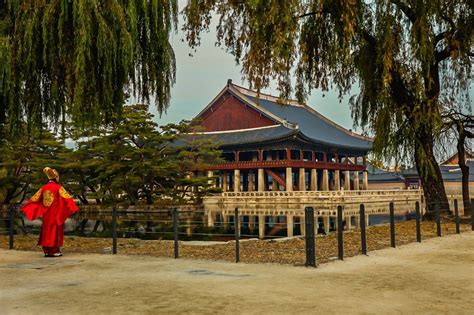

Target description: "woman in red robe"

left=21, top=167, right=79, bottom=257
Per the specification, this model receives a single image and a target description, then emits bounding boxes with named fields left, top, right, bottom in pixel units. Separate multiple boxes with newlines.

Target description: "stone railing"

left=220, top=189, right=423, bottom=199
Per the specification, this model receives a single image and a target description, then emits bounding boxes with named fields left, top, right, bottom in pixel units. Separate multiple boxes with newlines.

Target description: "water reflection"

left=1, top=200, right=422, bottom=241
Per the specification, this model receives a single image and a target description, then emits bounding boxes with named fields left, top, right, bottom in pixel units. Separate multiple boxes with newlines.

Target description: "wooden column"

left=258, top=168, right=265, bottom=192
left=286, top=167, right=293, bottom=192
left=310, top=169, right=317, bottom=191
left=322, top=169, right=329, bottom=191
left=248, top=171, right=255, bottom=192
left=353, top=171, right=360, bottom=190
left=222, top=172, right=228, bottom=192
left=362, top=171, right=368, bottom=190
left=298, top=168, right=306, bottom=191
left=334, top=170, right=341, bottom=190
left=234, top=169, right=241, bottom=192
left=344, top=170, right=351, bottom=190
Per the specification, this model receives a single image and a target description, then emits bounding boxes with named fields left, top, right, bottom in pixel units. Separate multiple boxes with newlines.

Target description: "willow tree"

left=0, top=0, right=177, bottom=131
left=183, top=0, right=473, bottom=215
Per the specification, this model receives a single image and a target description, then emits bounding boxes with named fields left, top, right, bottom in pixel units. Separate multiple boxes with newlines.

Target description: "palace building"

left=192, top=80, right=373, bottom=192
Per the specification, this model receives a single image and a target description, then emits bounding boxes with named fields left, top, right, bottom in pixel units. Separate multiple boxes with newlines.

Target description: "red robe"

left=21, top=181, right=78, bottom=247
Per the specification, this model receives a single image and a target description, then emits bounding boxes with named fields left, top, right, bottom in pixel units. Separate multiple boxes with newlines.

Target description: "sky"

left=149, top=5, right=361, bottom=133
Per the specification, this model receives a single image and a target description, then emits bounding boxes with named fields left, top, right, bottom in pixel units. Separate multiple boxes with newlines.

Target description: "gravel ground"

left=1, top=232, right=473, bottom=314
left=0, top=221, right=471, bottom=265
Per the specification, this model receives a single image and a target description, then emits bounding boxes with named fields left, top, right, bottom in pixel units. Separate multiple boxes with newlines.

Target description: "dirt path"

left=1, top=232, right=473, bottom=314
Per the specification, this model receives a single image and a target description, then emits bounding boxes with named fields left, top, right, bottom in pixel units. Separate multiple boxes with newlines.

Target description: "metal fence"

left=1, top=198, right=473, bottom=267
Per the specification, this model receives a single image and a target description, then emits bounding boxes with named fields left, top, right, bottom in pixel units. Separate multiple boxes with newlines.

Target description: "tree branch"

left=389, top=0, right=416, bottom=24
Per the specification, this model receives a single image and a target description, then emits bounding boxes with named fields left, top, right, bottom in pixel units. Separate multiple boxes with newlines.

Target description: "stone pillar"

left=258, top=168, right=265, bottom=192
left=310, top=169, right=317, bottom=191
left=354, top=215, right=360, bottom=230
left=258, top=214, right=265, bottom=239
left=362, top=171, right=368, bottom=190
left=248, top=172, right=255, bottom=192
left=346, top=216, right=352, bottom=230
left=249, top=215, right=256, bottom=231
left=186, top=218, right=192, bottom=236
left=344, top=170, right=351, bottom=190
left=314, top=215, right=319, bottom=235
left=298, top=168, right=306, bottom=191
left=324, top=216, right=330, bottom=234
left=287, top=215, right=294, bottom=237
left=207, top=212, right=215, bottom=227
left=322, top=169, right=329, bottom=191
left=300, top=216, right=305, bottom=236
left=334, top=170, right=341, bottom=190
left=286, top=167, right=293, bottom=192
left=222, top=173, right=228, bottom=192
left=353, top=171, right=360, bottom=190
left=223, top=214, right=229, bottom=228
left=234, top=169, right=240, bottom=192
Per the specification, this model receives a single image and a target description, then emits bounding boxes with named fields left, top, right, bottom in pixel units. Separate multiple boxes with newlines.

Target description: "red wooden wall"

left=199, top=93, right=276, bottom=132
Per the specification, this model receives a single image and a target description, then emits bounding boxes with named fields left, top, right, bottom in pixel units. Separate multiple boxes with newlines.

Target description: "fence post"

left=337, top=206, right=343, bottom=261
left=173, top=208, right=179, bottom=259
left=471, top=198, right=474, bottom=231
left=415, top=202, right=421, bottom=242
left=9, top=206, right=14, bottom=250
left=112, top=207, right=117, bottom=255
left=389, top=202, right=395, bottom=248
left=360, top=204, right=367, bottom=255
left=435, top=203, right=441, bottom=237
left=454, top=199, right=460, bottom=234
left=304, top=207, right=316, bottom=267
left=234, top=208, right=240, bottom=263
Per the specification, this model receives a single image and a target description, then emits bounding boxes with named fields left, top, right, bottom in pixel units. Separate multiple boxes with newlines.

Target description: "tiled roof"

left=244, top=94, right=372, bottom=151
left=402, top=161, right=474, bottom=182
left=175, top=125, right=296, bottom=147
left=367, top=171, right=405, bottom=183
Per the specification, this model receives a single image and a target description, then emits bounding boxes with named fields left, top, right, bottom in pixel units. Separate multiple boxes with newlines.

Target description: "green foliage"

left=0, top=0, right=177, bottom=132
left=0, top=124, right=69, bottom=205
left=0, top=104, right=222, bottom=206
left=61, top=104, right=222, bottom=206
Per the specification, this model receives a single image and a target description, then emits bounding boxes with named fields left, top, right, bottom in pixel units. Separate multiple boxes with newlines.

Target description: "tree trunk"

left=457, top=128, right=471, bottom=215
left=414, top=130, right=450, bottom=219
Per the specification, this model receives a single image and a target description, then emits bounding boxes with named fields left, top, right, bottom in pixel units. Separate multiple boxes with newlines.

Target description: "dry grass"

left=1, top=221, right=470, bottom=265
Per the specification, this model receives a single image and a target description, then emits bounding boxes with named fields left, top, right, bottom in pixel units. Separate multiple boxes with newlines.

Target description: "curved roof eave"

left=295, top=132, right=372, bottom=153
